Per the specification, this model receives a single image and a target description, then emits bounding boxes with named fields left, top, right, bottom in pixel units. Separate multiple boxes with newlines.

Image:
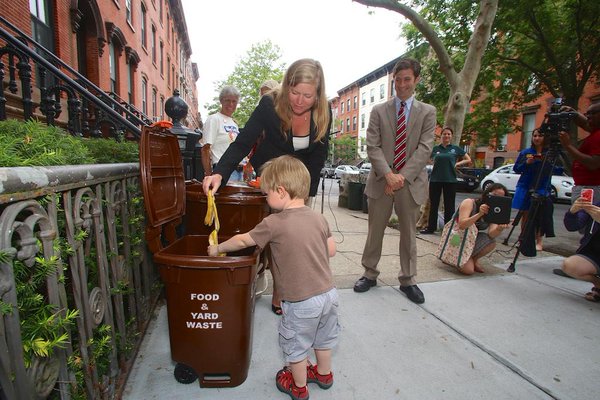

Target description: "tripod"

left=505, top=142, right=567, bottom=272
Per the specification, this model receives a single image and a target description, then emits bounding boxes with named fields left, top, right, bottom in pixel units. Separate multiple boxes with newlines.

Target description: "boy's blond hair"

left=259, top=155, right=310, bottom=200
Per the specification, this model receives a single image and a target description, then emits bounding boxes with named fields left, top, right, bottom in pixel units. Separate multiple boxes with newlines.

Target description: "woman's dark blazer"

left=214, top=94, right=331, bottom=196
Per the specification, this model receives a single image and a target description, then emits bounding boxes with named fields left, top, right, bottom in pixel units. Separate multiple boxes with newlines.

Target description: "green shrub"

left=0, top=119, right=140, bottom=166
left=0, top=119, right=95, bottom=166
left=81, top=137, right=139, bottom=163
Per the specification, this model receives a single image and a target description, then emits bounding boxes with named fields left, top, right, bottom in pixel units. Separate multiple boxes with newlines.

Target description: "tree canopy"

left=356, top=0, right=498, bottom=145
left=206, top=40, right=285, bottom=126
left=361, top=0, right=599, bottom=145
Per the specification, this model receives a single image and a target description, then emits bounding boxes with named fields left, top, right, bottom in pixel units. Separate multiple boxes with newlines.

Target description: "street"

left=317, top=177, right=579, bottom=257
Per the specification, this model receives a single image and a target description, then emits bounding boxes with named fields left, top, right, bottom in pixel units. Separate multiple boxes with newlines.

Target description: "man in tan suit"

left=353, top=58, right=436, bottom=304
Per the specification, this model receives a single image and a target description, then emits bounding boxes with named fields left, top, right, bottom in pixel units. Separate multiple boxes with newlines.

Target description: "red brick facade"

left=0, top=0, right=201, bottom=129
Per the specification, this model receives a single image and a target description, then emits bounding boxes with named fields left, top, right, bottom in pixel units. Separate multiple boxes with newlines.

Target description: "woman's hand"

left=202, top=174, right=223, bottom=195
left=570, top=197, right=588, bottom=213
left=478, top=203, right=490, bottom=218
left=489, top=223, right=509, bottom=238
left=582, top=204, right=600, bottom=223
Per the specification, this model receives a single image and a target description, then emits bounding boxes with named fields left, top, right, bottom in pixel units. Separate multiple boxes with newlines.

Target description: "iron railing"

left=0, top=16, right=147, bottom=139
left=0, top=164, right=159, bottom=399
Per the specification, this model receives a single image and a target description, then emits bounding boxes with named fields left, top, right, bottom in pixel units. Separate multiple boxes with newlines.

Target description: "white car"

left=359, top=163, right=371, bottom=175
left=334, top=165, right=360, bottom=179
left=479, top=163, right=574, bottom=201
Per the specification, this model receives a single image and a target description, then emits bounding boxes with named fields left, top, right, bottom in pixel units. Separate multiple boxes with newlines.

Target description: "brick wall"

left=1, top=0, right=200, bottom=128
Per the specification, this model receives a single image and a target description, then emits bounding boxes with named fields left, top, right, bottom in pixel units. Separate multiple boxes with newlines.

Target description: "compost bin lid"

left=139, top=125, right=185, bottom=228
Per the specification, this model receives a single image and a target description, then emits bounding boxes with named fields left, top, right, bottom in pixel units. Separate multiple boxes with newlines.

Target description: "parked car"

left=479, top=163, right=573, bottom=201
left=425, top=165, right=479, bottom=192
left=334, top=165, right=360, bottom=179
left=320, top=166, right=335, bottom=178
left=359, top=163, right=371, bottom=175
left=455, top=169, right=480, bottom=192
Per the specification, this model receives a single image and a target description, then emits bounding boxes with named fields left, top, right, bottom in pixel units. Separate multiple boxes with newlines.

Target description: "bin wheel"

left=174, top=363, right=197, bottom=384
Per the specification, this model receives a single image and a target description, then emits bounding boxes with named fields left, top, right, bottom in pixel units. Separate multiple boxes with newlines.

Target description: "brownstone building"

left=0, top=0, right=200, bottom=129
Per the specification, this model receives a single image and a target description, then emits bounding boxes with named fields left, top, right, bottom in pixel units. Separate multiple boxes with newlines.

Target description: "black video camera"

left=539, top=98, right=578, bottom=146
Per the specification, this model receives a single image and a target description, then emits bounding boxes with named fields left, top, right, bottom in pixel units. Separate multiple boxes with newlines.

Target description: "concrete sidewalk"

left=122, top=182, right=600, bottom=400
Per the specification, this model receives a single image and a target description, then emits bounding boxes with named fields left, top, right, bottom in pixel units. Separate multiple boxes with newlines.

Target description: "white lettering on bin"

left=190, top=312, right=219, bottom=320
left=190, top=293, right=220, bottom=301
left=185, top=321, right=223, bottom=329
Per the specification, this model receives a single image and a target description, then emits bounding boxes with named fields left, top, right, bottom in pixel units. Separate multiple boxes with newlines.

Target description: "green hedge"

left=0, top=119, right=139, bottom=166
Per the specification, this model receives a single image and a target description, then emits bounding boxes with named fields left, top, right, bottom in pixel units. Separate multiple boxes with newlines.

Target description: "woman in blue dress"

left=512, top=129, right=557, bottom=251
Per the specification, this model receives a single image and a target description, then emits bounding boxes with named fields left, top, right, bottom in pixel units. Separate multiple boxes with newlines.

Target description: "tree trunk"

left=354, top=0, right=499, bottom=145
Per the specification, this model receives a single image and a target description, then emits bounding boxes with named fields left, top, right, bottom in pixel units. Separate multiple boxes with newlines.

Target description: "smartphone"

left=581, top=188, right=594, bottom=203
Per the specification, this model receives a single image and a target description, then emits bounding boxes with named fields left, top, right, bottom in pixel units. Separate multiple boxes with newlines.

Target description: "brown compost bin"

left=139, top=125, right=268, bottom=388
left=185, top=181, right=270, bottom=236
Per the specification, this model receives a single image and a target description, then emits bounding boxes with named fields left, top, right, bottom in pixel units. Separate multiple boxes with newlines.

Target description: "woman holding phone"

left=561, top=195, right=600, bottom=302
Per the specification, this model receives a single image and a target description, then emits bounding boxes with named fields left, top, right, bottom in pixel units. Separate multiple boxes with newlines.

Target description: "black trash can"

left=348, top=181, right=364, bottom=211
left=139, top=125, right=267, bottom=388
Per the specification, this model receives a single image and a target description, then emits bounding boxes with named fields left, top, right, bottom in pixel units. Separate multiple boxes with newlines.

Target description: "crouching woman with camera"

left=455, top=183, right=510, bottom=275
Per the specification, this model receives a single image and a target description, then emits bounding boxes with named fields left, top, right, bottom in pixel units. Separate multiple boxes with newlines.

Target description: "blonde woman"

left=203, top=58, right=331, bottom=198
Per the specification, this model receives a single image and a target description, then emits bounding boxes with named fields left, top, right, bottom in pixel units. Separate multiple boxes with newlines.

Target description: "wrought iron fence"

left=0, top=163, right=159, bottom=399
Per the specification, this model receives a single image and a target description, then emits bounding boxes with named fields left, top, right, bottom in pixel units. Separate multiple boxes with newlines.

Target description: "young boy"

left=208, top=155, right=339, bottom=400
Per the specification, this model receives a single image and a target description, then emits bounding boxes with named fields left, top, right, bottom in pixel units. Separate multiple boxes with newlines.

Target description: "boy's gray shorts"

left=278, top=288, right=340, bottom=363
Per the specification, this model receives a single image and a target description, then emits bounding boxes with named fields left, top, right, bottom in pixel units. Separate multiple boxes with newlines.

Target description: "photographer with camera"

left=558, top=102, right=600, bottom=201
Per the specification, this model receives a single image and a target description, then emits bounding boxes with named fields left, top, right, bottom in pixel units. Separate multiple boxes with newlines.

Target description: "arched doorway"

left=72, top=0, right=105, bottom=86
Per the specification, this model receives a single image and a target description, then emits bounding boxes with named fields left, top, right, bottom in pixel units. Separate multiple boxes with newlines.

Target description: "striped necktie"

left=393, top=101, right=407, bottom=171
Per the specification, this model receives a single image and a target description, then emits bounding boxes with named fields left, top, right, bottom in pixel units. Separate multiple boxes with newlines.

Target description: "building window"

left=352, top=116, right=357, bottom=131
left=160, top=41, right=164, bottom=75
left=30, top=0, right=54, bottom=87
left=152, top=88, right=157, bottom=119
left=346, top=118, right=350, bottom=132
left=141, top=4, right=147, bottom=48
left=127, top=62, right=134, bottom=104
left=160, top=95, right=165, bottom=119
left=109, top=42, right=117, bottom=93
left=361, top=114, right=365, bottom=129
left=353, top=96, right=357, bottom=109
left=151, top=25, right=157, bottom=64
left=125, top=0, right=132, bottom=24
left=521, top=112, right=536, bottom=149
left=370, top=88, right=375, bottom=103
left=361, top=92, right=366, bottom=106
left=141, top=77, right=148, bottom=115
left=380, top=84, right=385, bottom=99
left=346, top=99, right=350, bottom=112
left=341, top=101, right=344, bottom=114
left=167, top=56, right=171, bottom=87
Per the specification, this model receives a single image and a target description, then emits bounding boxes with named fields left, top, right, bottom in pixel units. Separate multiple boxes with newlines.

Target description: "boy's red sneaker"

left=275, top=367, right=309, bottom=400
left=306, top=363, right=333, bottom=389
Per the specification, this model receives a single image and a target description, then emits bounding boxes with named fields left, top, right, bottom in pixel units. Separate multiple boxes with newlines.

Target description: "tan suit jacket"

left=365, top=97, right=436, bottom=203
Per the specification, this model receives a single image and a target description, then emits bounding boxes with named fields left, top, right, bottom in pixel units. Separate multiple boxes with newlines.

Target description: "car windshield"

left=349, top=166, right=359, bottom=171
